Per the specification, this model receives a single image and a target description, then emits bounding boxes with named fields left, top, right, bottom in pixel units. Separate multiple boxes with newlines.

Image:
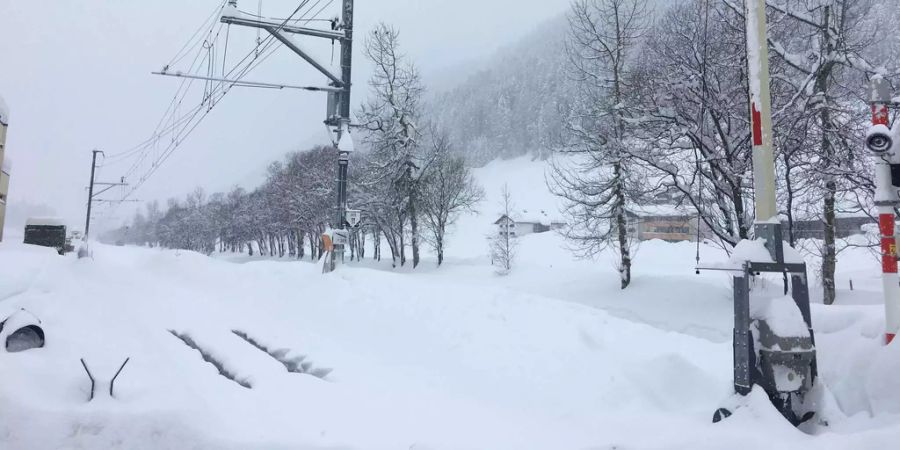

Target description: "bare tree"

left=490, top=184, right=517, bottom=275
left=551, top=0, right=648, bottom=289
left=420, top=131, right=484, bottom=266
left=358, top=23, right=428, bottom=268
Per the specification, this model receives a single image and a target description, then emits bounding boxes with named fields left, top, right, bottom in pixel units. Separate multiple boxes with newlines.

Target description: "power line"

left=106, top=0, right=335, bottom=218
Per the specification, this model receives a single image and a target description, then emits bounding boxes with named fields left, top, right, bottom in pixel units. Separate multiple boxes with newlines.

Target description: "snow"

left=2, top=157, right=900, bottom=449
left=782, top=243, right=806, bottom=264
left=25, top=217, right=66, bottom=227
left=751, top=296, right=810, bottom=339
left=723, top=238, right=774, bottom=267
left=337, top=126, right=354, bottom=153
left=514, top=209, right=563, bottom=226
left=716, top=239, right=806, bottom=268
left=0, top=94, right=8, bottom=125
left=220, top=3, right=241, bottom=21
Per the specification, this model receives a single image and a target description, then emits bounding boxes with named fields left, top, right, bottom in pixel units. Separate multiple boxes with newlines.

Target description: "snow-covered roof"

left=0, top=94, right=8, bottom=125
left=497, top=208, right=564, bottom=226
left=26, top=217, right=66, bottom=227
left=629, top=204, right=693, bottom=218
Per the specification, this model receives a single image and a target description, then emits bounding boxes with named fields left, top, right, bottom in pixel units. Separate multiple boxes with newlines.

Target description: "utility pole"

left=82, top=150, right=128, bottom=256
left=331, top=0, right=354, bottom=271
left=218, top=0, right=354, bottom=273
left=84, top=150, right=101, bottom=241
left=708, top=0, right=817, bottom=425
left=745, top=0, right=780, bottom=257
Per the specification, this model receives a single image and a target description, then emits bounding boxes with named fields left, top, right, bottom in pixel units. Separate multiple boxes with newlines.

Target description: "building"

left=494, top=209, right=565, bottom=237
left=0, top=95, right=10, bottom=242
left=626, top=204, right=699, bottom=242
left=787, top=213, right=875, bottom=240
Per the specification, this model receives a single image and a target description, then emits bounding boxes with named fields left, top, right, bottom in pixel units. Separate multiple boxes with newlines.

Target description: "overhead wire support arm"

left=91, top=182, right=128, bottom=198
left=264, top=27, right=344, bottom=86
left=152, top=71, right=342, bottom=92
left=220, top=13, right=345, bottom=41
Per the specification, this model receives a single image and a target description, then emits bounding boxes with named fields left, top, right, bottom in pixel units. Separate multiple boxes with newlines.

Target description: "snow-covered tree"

left=550, top=0, right=649, bottom=289
left=420, top=130, right=484, bottom=266
left=357, top=23, right=430, bottom=268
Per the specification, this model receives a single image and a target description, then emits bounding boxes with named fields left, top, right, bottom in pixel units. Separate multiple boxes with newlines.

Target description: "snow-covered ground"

left=2, top=157, right=900, bottom=449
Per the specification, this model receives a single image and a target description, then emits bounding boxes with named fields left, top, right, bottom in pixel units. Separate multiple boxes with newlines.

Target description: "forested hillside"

left=429, top=16, right=573, bottom=164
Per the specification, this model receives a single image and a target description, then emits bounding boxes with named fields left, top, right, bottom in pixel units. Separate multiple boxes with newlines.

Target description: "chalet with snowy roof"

left=625, top=204, right=700, bottom=242
left=494, top=209, right=565, bottom=237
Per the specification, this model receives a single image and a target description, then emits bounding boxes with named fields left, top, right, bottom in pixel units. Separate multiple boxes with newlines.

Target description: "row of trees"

left=103, top=24, right=483, bottom=268
left=553, top=0, right=898, bottom=300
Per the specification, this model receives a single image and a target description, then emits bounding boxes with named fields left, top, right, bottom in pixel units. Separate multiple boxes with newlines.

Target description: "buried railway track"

left=169, top=330, right=252, bottom=389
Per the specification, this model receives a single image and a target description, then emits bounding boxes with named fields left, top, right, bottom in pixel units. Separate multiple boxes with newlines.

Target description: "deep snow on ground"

left=2, top=157, right=900, bottom=449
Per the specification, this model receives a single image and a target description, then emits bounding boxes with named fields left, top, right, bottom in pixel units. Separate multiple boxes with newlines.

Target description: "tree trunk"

left=410, top=189, right=420, bottom=268
left=374, top=228, right=381, bottom=261
left=823, top=178, right=837, bottom=305
left=399, top=226, right=406, bottom=266
left=614, top=161, right=631, bottom=289
left=783, top=150, right=796, bottom=247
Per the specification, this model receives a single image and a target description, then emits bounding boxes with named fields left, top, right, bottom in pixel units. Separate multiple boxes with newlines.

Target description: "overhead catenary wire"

left=113, top=0, right=321, bottom=181
left=101, top=0, right=334, bottom=223
left=103, top=1, right=229, bottom=162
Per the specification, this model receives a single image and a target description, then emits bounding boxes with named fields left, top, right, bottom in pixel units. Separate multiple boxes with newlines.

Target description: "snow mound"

left=718, top=238, right=772, bottom=269
left=751, top=296, right=809, bottom=338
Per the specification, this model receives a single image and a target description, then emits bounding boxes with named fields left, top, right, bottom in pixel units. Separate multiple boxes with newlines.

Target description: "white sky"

left=0, top=0, right=567, bottom=232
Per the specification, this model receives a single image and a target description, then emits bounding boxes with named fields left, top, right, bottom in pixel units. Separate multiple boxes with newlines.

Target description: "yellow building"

left=0, top=95, right=9, bottom=242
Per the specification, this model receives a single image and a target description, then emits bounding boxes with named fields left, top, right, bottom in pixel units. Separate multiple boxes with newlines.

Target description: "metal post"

left=84, top=150, right=100, bottom=240
left=329, top=0, right=353, bottom=270
left=869, top=77, right=900, bottom=344
left=745, top=0, right=781, bottom=259
left=733, top=264, right=753, bottom=395
left=216, top=1, right=355, bottom=272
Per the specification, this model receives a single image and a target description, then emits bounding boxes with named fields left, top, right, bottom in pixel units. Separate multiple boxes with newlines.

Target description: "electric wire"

left=107, top=0, right=324, bottom=202
left=104, top=0, right=333, bottom=219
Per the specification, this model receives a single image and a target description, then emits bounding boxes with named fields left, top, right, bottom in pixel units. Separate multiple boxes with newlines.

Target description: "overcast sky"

left=0, top=0, right=568, bottom=232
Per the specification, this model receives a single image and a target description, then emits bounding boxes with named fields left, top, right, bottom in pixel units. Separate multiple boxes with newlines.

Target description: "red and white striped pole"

left=869, top=77, right=900, bottom=344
